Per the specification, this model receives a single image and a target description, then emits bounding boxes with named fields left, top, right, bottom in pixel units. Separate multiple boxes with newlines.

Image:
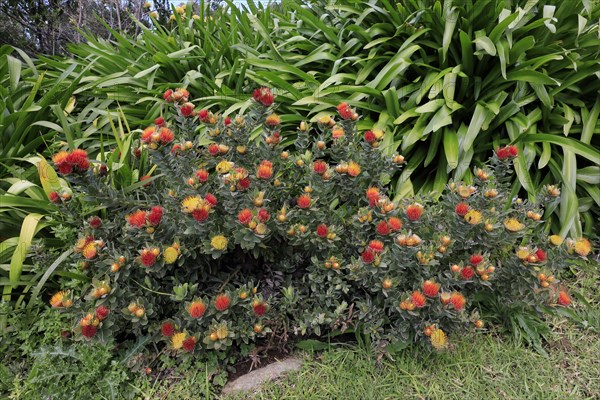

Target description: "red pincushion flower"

left=182, top=336, right=197, bottom=352
left=423, top=280, right=440, bottom=297
left=238, top=177, right=251, bottom=190
left=450, top=292, right=466, bottom=310
left=257, top=208, right=270, bottom=223
left=224, top=117, right=231, bottom=125
left=127, top=210, right=147, bottom=228
left=159, top=127, right=174, bottom=144
left=361, top=249, right=375, bottom=263
left=376, top=221, right=390, bottom=235
left=171, top=144, right=182, bottom=154
left=161, top=322, right=175, bottom=337
left=140, top=250, right=157, bottom=267
left=81, top=325, right=97, bottom=338
left=470, top=254, right=483, bottom=266
left=188, top=301, right=207, bottom=318
left=95, top=305, right=110, bottom=321
left=252, top=300, right=267, bottom=316
left=208, top=143, right=219, bottom=156
left=214, top=294, right=230, bottom=311
left=507, top=145, right=518, bottom=157
left=163, top=89, right=174, bottom=102
left=369, top=240, right=384, bottom=253
left=147, top=206, right=163, bottom=226
left=257, top=160, right=273, bottom=179
left=180, top=102, right=195, bottom=117
left=461, top=266, right=475, bottom=280
left=252, top=87, right=274, bottom=106
left=89, top=216, right=102, bottom=229
left=154, top=116, right=165, bottom=126
left=313, top=160, right=327, bottom=175
left=316, top=224, right=328, bottom=238
left=364, top=130, right=377, bottom=143
left=411, top=291, right=426, bottom=308
left=196, top=169, right=209, bottom=182
left=238, top=209, right=253, bottom=225
left=496, top=146, right=510, bottom=160
left=557, top=290, right=571, bottom=306
left=455, top=202, right=470, bottom=217
left=388, top=217, right=402, bottom=231
left=192, top=208, right=209, bottom=222
left=535, top=249, right=547, bottom=262
left=297, top=194, right=311, bottom=209
left=337, top=102, right=353, bottom=120
left=67, top=149, right=90, bottom=172
left=204, top=193, right=218, bottom=207
left=49, top=191, right=61, bottom=203
left=406, top=203, right=423, bottom=221
left=198, top=109, right=209, bottom=122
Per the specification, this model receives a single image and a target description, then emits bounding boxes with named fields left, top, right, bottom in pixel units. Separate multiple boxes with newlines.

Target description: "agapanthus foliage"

left=47, top=88, right=592, bottom=360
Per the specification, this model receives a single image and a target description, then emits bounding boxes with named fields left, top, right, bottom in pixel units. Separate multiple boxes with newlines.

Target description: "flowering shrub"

left=47, top=88, right=592, bottom=359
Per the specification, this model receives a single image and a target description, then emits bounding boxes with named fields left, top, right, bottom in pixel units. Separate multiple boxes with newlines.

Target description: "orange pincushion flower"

left=50, top=290, right=72, bottom=308
left=369, top=240, right=384, bottom=253
left=82, top=242, right=98, bottom=260
left=557, top=290, right=571, bottom=306
left=347, top=161, right=361, bottom=177
left=297, top=194, right=311, bottom=209
left=366, top=187, right=380, bottom=205
left=188, top=300, right=207, bottom=318
left=141, top=126, right=155, bottom=143
left=196, top=169, right=209, bottom=182
left=406, top=203, right=423, bottom=221
left=388, top=217, right=402, bottom=231
left=214, top=294, right=230, bottom=311
left=265, top=113, right=281, bottom=126
left=331, top=126, right=345, bottom=139
left=449, top=292, right=466, bottom=310
left=52, top=151, right=69, bottom=166
left=159, top=127, right=174, bottom=144
left=238, top=208, right=253, bottom=225
left=423, top=280, right=440, bottom=297
left=411, top=291, right=426, bottom=308
left=127, top=210, right=147, bottom=228
left=257, top=160, right=273, bottom=179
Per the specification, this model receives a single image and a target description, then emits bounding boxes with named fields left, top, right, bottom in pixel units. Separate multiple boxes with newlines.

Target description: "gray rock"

left=221, top=357, right=302, bottom=395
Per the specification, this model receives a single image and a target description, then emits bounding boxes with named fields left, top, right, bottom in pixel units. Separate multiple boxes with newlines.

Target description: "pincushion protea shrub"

left=46, top=87, right=593, bottom=361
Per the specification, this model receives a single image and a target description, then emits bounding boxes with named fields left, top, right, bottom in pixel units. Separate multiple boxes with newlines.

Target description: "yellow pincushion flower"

left=430, top=328, right=447, bottom=350
left=574, top=238, right=591, bottom=256
left=503, top=218, right=524, bottom=232
left=171, top=332, right=187, bottom=349
left=181, top=196, right=201, bottom=213
left=211, top=235, right=228, bottom=251
left=216, top=160, right=233, bottom=174
left=549, top=235, right=563, bottom=246
left=464, top=209, right=482, bottom=225
left=516, top=247, right=530, bottom=260
left=163, top=246, right=180, bottom=264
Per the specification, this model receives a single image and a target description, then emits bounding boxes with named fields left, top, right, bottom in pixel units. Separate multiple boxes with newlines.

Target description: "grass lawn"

left=221, top=325, right=599, bottom=400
